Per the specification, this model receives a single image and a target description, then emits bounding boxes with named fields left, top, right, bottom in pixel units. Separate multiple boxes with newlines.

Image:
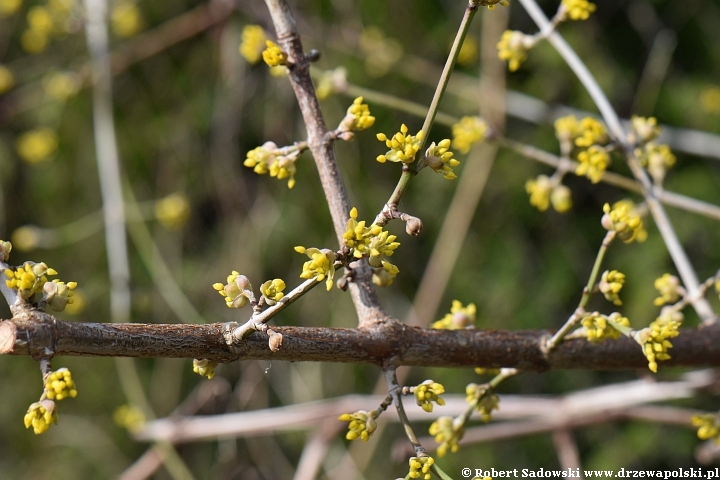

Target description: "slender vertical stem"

left=545, top=231, right=615, bottom=351
left=83, top=0, right=131, bottom=326
left=263, top=0, right=389, bottom=328
left=83, top=2, right=195, bottom=479
left=416, top=2, right=479, bottom=158
left=375, top=0, right=480, bottom=224
left=385, top=368, right=425, bottom=455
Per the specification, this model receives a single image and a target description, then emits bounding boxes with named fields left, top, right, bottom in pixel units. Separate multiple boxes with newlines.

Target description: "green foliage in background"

left=1, top=0, right=720, bottom=478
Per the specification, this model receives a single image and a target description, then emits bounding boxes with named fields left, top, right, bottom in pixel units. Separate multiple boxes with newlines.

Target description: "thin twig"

left=333, top=84, right=720, bottom=222
left=133, top=370, right=715, bottom=443
left=516, top=0, right=716, bottom=324
left=373, top=1, right=480, bottom=226
left=83, top=2, right=195, bottom=478
left=263, top=0, right=388, bottom=329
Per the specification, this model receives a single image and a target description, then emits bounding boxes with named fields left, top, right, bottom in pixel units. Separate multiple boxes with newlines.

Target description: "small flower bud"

left=404, top=215, right=423, bottom=236
left=338, top=131, right=355, bottom=142
left=0, top=240, right=11, bottom=262
left=268, top=331, right=283, bottom=352
left=306, top=49, right=321, bottom=62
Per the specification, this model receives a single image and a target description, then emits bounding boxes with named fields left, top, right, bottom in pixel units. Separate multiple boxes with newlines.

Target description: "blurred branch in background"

left=2, top=0, right=720, bottom=477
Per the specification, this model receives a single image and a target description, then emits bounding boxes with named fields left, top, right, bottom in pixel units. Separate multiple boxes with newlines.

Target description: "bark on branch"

left=3, top=311, right=720, bottom=371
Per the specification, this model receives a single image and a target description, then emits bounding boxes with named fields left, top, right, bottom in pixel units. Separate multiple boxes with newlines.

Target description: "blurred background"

left=1, top=0, right=720, bottom=478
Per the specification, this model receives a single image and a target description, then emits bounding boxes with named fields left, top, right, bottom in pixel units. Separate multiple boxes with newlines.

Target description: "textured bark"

left=3, top=313, right=720, bottom=371
left=263, top=0, right=390, bottom=329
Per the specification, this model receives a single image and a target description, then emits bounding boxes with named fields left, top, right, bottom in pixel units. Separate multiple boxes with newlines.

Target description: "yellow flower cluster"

left=582, top=312, right=629, bottom=342
left=338, top=410, right=378, bottom=442
left=213, top=271, right=254, bottom=308
left=24, top=400, right=57, bottom=435
left=525, top=175, right=573, bottom=213
left=244, top=142, right=299, bottom=189
left=636, top=142, right=676, bottom=184
left=358, top=26, right=403, bottom=77
left=193, top=358, right=218, bottom=379
left=576, top=145, right=610, bottom=184
left=43, top=71, right=81, bottom=102
left=0, top=0, right=22, bottom=17
left=11, top=225, right=41, bottom=252
left=483, top=0, right=509, bottom=9
left=239, top=25, right=267, bottom=64
left=19, top=0, right=76, bottom=53
left=262, top=40, right=287, bottom=67
left=692, top=414, right=720, bottom=443
left=554, top=115, right=582, bottom=146
left=525, top=175, right=550, bottom=211
left=24, top=367, right=78, bottom=435
left=295, top=246, right=336, bottom=291
left=451, top=116, right=488, bottom=154
left=315, top=67, right=347, bottom=100
left=457, top=35, right=478, bottom=66
left=429, top=416, right=464, bottom=457
left=16, top=128, right=58, bottom=164
left=414, top=380, right=446, bottom=413
left=555, top=116, right=611, bottom=182
left=561, top=0, right=596, bottom=21
left=244, top=141, right=276, bottom=174
left=155, top=192, right=191, bottom=231
left=629, top=116, right=661, bottom=144
left=376, top=124, right=423, bottom=164
left=342, top=208, right=401, bottom=286
left=5, top=261, right=57, bottom=300
left=599, top=270, right=625, bottom=306
left=408, top=456, right=435, bottom=480
left=701, top=87, right=720, bottom=115
left=653, top=273, right=681, bottom=306
left=575, top=117, right=607, bottom=147
left=425, top=139, right=460, bottom=179
left=432, top=300, right=476, bottom=330
left=260, top=278, right=285, bottom=305
left=44, top=279, right=78, bottom=312
left=0, top=64, right=14, bottom=94
left=601, top=200, right=647, bottom=243
left=465, top=383, right=499, bottom=422
left=44, top=368, right=78, bottom=401
left=111, top=1, right=143, bottom=38
left=113, top=404, right=146, bottom=432
left=497, top=30, right=529, bottom=72
left=367, top=229, right=400, bottom=269
left=343, top=207, right=382, bottom=257
left=635, top=313, right=681, bottom=373
left=269, top=155, right=298, bottom=189
left=339, top=97, right=375, bottom=132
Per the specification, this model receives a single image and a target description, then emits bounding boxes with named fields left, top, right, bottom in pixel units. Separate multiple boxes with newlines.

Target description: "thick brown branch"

left=263, top=0, right=388, bottom=328
left=3, top=313, right=720, bottom=371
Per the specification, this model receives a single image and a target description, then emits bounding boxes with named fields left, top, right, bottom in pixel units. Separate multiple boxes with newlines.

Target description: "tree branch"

left=263, top=0, right=389, bottom=328
left=3, top=312, right=720, bottom=371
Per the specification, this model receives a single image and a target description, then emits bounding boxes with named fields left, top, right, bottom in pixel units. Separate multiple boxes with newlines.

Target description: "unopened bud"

left=338, top=131, right=355, bottom=141
left=425, top=155, right=444, bottom=171
left=404, top=215, right=423, bottom=236
left=0, top=240, right=11, bottom=262
left=306, top=49, right=321, bottom=62
left=268, top=331, right=283, bottom=352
